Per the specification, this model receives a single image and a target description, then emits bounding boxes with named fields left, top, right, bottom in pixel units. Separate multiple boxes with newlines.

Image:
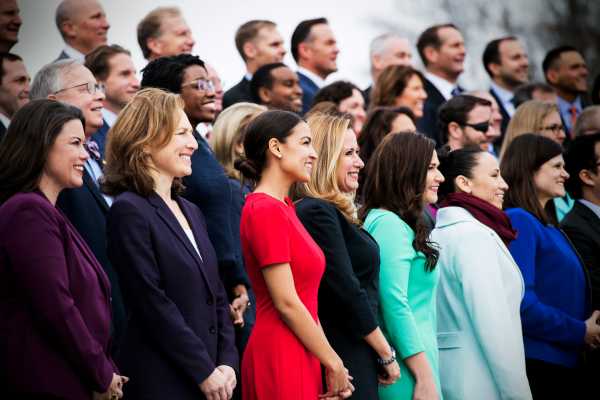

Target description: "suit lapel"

left=574, top=202, right=600, bottom=238
left=83, top=169, right=109, bottom=212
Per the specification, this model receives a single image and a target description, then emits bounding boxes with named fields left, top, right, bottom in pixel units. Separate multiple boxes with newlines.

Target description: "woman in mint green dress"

left=360, top=133, right=445, bottom=400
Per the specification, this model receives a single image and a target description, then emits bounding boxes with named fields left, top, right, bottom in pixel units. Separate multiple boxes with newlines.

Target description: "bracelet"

left=377, top=348, right=396, bottom=366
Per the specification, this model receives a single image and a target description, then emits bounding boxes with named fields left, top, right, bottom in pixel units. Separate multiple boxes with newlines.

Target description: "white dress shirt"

left=490, top=82, right=516, bottom=116
left=297, top=66, right=326, bottom=88
left=425, top=72, right=458, bottom=101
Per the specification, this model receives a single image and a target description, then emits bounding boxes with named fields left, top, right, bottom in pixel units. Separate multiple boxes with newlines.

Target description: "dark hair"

left=437, top=146, right=486, bottom=201
left=482, top=36, right=517, bottom=77
left=438, top=95, right=492, bottom=143
left=512, top=82, right=555, bottom=108
left=592, top=74, right=600, bottom=105
left=84, top=44, right=131, bottom=81
left=0, top=52, right=23, bottom=83
left=250, top=62, right=287, bottom=103
left=501, top=134, right=563, bottom=225
left=542, top=45, right=579, bottom=77
left=359, top=133, right=439, bottom=270
left=141, top=54, right=205, bottom=94
left=564, top=132, right=600, bottom=199
left=370, top=65, right=425, bottom=109
left=416, top=23, right=458, bottom=67
left=235, top=110, right=303, bottom=181
left=235, top=20, right=276, bottom=61
left=291, top=17, right=328, bottom=62
left=311, top=80, right=359, bottom=108
left=0, top=100, right=84, bottom=203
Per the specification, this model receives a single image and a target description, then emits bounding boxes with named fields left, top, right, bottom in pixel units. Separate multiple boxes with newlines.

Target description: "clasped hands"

left=199, top=365, right=237, bottom=400
left=319, top=362, right=355, bottom=400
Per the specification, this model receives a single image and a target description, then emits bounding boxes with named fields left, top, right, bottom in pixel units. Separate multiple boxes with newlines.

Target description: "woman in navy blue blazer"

left=0, top=100, right=126, bottom=399
left=500, top=134, right=600, bottom=398
left=103, top=88, right=238, bottom=400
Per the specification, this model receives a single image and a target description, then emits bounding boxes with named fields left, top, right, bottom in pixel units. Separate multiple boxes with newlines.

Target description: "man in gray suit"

left=55, top=0, right=110, bottom=61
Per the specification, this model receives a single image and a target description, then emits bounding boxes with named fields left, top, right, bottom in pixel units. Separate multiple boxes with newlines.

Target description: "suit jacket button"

left=209, top=326, right=216, bottom=334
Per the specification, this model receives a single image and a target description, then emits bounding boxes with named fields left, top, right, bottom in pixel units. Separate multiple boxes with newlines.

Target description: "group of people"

left=1, top=0, right=600, bottom=399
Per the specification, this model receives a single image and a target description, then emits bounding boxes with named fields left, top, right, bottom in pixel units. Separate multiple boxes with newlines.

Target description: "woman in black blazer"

left=296, top=113, right=400, bottom=399
left=103, top=88, right=238, bottom=400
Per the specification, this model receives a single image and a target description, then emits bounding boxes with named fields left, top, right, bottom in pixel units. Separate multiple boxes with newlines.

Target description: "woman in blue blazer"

left=0, top=100, right=126, bottom=399
left=501, top=134, right=600, bottom=398
left=103, top=88, right=238, bottom=400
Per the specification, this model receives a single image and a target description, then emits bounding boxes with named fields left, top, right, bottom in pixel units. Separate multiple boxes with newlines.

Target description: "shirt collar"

left=63, top=44, right=86, bottom=62
left=424, top=71, right=456, bottom=100
left=557, top=95, right=582, bottom=113
left=490, top=82, right=514, bottom=102
left=579, top=199, right=600, bottom=220
left=297, top=66, right=326, bottom=88
left=244, top=72, right=252, bottom=81
left=101, top=108, right=118, bottom=127
left=0, top=113, right=10, bottom=128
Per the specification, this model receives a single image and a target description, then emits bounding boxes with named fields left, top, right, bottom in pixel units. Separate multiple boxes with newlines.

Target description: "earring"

left=277, top=154, right=282, bottom=159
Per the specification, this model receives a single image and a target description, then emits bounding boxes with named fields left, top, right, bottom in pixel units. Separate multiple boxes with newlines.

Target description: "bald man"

left=55, top=0, right=110, bottom=61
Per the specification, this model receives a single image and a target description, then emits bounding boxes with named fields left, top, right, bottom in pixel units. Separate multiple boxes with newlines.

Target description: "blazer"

left=0, top=119, right=6, bottom=142
left=298, top=71, right=320, bottom=115
left=223, top=77, right=252, bottom=109
left=57, top=168, right=127, bottom=357
left=0, top=192, right=115, bottom=399
left=507, top=207, right=588, bottom=368
left=417, top=77, right=448, bottom=145
left=488, top=87, right=511, bottom=150
left=561, top=201, right=600, bottom=311
left=183, top=131, right=249, bottom=291
left=362, top=85, right=372, bottom=108
left=107, top=191, right=238, bottom=400
left=431, top=207, right=531, bottom=400
left=91, top=119, right=111, bottom=159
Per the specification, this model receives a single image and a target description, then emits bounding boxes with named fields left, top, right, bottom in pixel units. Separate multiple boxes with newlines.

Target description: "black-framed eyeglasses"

left=462, top=121, right=490, bottom=133
left=182, top=79, right=215, bottom=92
left=541, top=124, right=565, bottom=134
left=54, top=82, right=105, bottom=95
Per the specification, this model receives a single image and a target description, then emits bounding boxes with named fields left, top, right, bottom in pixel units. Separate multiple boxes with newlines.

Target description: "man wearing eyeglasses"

left=29, top=59, right=125, bottom=357
left=438, top=94, right=495, bottom=151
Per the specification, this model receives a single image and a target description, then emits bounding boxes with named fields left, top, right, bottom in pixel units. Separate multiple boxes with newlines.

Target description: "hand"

left=413, top=376, right=439, bottom=400
left=229, top=304, right=244, bottom=326
left=217, top=365, right=237, bottom=397
left=199, top=368, right=230, bottom=400
left=319, top=361, right=354, bottom=399
left=378, top=360, right=401, bottom=386
left=94, top=374, right=129, bottom=400
left=232, top=292, right=250, bottom=315
left=584, top=310, right=600, bottom=348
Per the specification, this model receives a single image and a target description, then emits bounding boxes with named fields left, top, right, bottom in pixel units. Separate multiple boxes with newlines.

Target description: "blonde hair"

left=300, top=113, right=358, bottom=223
left=210, top=102, right=267, bottom=180
left=102, top=87, right=186, bottom=196
left=500, top=100, right=559, bottom=159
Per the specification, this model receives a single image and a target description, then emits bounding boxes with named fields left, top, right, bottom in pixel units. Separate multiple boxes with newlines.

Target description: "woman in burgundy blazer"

left=0, top=100, right=125, bottom=399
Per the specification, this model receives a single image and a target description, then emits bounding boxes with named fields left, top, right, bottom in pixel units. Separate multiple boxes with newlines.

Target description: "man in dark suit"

left=85, top=44, right=140, bottom=158
left=141, top=55, right=252, bottom=333
left=543, top=46, right=590, bottom=140
left=562, top=133, right=600, bottom=375
left=364, top=33, right=412, bottom=106
left=0, top=52, right=29, bottom=141
left=0, top=0, right=21, bottom=53
left=223, top=20, right=286, bottom=109
left=416, top=23, right=466, bottom=144
left=250, top=62, right=303, bottom=113
left=54, top=0, right=110, bottom=61
left=30, top=59, right=127, bottom=357
left=291, top=17, right=339, bottom=114
left=482, top=36, right=530, bottom=147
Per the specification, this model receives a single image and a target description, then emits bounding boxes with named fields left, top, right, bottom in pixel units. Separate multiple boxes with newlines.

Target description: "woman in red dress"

left=237, top=110, right=354, bottom=400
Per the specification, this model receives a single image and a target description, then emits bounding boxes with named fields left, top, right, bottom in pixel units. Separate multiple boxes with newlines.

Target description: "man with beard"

left=483, top=36, right=529, bottom=140
left=250, top=62, right=303, bottom=113
left=543, top=45, right=590, bottom=140
left=85, top=44, right=140, bottom=157
left=0, top=52, right=29, bottom=140
left=141, top=54, right=251, bottom=350
left=416, top=23, right=466, bottom=144
left=54, top=0, right=110, bottom=61
left=438, top=94, right=494, bottom=151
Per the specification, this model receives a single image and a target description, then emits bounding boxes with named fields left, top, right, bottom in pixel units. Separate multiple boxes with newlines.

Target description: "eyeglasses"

left=541, top=124, right=565, bottom=134
left=182, top=79, right=215, bottom=92
left=462, top=121, right=490, bottom=133
left=54, top=82, right=105, bottom=95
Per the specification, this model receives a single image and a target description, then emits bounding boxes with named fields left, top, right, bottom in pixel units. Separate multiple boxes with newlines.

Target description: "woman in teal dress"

left=360, top=133, right=445, bottom=400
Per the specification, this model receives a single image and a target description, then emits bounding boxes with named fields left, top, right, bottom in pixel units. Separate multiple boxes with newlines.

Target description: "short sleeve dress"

left=240, top=193, right=326, bottom=400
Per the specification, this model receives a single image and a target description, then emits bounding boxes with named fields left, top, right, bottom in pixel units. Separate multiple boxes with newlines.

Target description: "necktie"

left=451, top=87, right=461, bottom=97
left=569, top=105, right=578, bottom=135
left=85, top=139, right=102, bottom=162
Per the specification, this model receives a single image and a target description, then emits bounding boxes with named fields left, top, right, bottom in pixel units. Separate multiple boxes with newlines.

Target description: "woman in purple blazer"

left=0, top=100, right=126, bottom=399
left=103, top=88, right=238, bottom=400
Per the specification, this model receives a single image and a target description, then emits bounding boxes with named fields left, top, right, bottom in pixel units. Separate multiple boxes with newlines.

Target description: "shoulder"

left=296, top=196, right=337, bottom=216
left=0, top=192, right=59, bottom=220
left=364, top=209, right=413, bottom=236
left=244, top=193, right=289, bottom=218
left=109, top=191, right=154, bottom=219
left=506, top=207, right=541, bottom=226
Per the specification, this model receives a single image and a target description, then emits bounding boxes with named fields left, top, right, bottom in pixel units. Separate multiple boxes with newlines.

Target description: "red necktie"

left=570, top=105, right=578, bottom=137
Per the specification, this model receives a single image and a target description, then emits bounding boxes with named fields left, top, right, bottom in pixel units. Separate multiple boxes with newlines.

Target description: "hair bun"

left=234, top=158, right=260, bottom=181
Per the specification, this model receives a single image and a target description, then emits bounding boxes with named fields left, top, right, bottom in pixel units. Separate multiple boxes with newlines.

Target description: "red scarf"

left=440, top=192, right=517, bottom=247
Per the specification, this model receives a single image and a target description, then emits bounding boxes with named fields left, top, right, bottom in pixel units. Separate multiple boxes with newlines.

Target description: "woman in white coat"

left=431, top=147, right=532, bottom=400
